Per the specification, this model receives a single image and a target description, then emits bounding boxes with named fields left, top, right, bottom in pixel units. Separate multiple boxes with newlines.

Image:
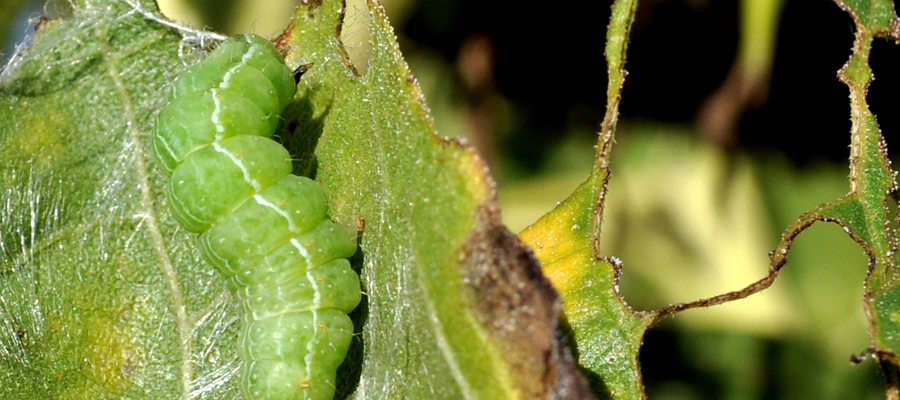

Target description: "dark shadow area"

left=335, top=245, right=367, bottom=399
left=738, top=0, right=853, bottom=166
left=640, top=327, right=885, bottom=400
left=279, top=87, right=333, bottom=179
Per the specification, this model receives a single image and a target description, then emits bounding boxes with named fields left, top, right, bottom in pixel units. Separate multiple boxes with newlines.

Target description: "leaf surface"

left=0, top=0, right=593, bottom=398
left=284, top=1, right=592, bottom=398
left=519, top=1, right=656, bottom=399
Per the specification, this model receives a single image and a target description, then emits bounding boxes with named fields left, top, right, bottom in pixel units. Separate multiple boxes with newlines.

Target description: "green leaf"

left=0, top=2, right=207, bottom=398
left=823, top=0, right=900, bottom=377
left=832, top=0, right=900, bottom=36
left=0, top=0, right=594, bottom=398
left=520, top=172, right=654, bottom=400
left=516, top=0, right=657, bottom=399
left=729, top=0, right=900, bottom=393
left=285, top=1, right=593, bottom=398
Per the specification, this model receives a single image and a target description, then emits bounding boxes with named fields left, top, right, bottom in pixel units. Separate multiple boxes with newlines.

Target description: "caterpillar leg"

left=241, top=310, right=354, bottom=400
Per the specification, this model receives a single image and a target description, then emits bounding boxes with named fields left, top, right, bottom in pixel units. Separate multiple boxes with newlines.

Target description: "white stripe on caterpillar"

left=154, top=34, right=361, bottom=400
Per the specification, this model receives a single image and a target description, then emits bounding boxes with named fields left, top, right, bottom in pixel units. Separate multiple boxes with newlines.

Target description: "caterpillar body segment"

left=153, top=34, right=361, bottom=400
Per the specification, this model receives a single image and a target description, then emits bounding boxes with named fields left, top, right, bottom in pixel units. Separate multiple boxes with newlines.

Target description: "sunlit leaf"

left=0, top=0, right=593, bottom=398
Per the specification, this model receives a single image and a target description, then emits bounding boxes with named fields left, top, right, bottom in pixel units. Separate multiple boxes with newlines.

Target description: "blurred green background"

left=2, top=0, right=896, bottom=398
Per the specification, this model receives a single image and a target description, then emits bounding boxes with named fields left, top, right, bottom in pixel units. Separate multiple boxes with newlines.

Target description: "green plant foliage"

left=520, top=1, right=656, bottom=399
left=0, top=0, right=591, bottom=398
left=520, top=171, right=655, bottom=400
left=794, top=0, right=900, bottom=384
left=284, top=1, right=593, bottom=398
left=6, top=0, right=900, bottom=398
left=520, top=0, right=900, bottom=398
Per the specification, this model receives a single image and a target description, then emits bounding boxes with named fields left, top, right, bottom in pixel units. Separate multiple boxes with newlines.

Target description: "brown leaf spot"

left=461, top=203, right=596, bottom=400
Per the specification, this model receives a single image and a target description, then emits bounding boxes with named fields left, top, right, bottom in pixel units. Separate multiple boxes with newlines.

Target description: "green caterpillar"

left=154, top=34, right=361, bottom=400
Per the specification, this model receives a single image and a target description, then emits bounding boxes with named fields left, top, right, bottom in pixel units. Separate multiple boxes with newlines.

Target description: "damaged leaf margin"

left=519, top=0, right=900, bottom=399
left=0, top=0, right=599, bottom=399
left=282, top=0, right=599, bottom=398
